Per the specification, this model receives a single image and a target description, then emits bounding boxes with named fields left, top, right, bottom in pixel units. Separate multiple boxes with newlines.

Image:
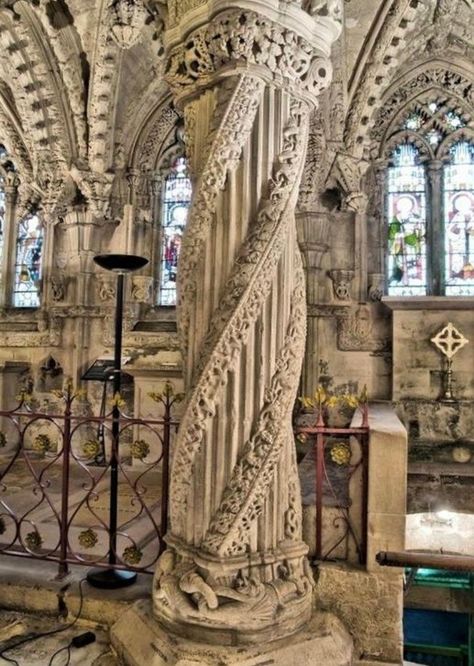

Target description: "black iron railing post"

left=57, top=386, right=72, bottom=579
left=160, top=394, right=171, bottom=551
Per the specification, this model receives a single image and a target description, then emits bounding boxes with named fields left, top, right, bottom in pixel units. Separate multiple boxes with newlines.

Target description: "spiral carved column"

left=154, top=1, right=341, bottom=645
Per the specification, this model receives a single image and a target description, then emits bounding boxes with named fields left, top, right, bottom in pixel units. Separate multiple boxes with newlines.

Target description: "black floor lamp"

left=87, top=253, right=148, bottom=589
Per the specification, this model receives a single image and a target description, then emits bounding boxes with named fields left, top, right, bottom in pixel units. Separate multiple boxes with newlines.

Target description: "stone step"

left=111, top=600, right=354, bottom=666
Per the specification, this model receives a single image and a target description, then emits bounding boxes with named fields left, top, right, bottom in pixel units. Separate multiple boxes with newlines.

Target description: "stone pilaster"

left=296, top=210, right=330, bottom=395
left=153, top=0, right=341, bottom=645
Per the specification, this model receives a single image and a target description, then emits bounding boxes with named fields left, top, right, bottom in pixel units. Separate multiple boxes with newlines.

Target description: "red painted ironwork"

left=0, top=383, right=179, bottom=578
left=296, top=402, right=370, bottom=565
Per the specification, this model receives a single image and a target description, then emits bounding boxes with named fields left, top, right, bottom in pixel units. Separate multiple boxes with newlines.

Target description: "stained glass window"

left=13, top=214, right=43, bottom=307
left=387, top=144, right=427, bottom=295
left=159, top=157, right=192, bottom=306
left=444, top=141, right=474, bottom=296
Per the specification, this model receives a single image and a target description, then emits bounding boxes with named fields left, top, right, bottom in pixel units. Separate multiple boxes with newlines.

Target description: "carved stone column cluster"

left=153, top=0, right=341, bottom=645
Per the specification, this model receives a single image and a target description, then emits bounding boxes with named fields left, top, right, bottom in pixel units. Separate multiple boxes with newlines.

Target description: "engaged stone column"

left=155, top=0, right=341, bottom=644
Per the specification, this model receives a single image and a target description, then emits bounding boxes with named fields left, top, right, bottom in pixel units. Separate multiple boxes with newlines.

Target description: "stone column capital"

left=296, top=210, right=330, bottom=270
left=164, top=1, right=341, bottom=106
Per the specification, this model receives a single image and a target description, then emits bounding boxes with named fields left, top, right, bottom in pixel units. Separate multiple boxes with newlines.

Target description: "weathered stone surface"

left=314, top=563, right=404, bottom=664
left=111, top=599, right=353, bottom=666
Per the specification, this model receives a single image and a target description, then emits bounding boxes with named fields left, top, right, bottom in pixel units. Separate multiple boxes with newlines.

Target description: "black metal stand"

left=87, top=255, right=147, bottom=590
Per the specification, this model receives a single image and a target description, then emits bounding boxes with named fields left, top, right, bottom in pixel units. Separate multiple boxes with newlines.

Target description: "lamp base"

left=87, top=567, right=137, bottom=589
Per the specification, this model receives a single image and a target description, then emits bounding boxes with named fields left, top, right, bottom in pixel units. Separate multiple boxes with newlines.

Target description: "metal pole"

left=108, top=271, right=124, bottom=566
left=87, top=271, right=136, bottom=588
left=315, top=430, right=324, bottom=560
left=57, top=388, right=72, bottom=579
left=160, top=395, right=171, bottom=552
left=377, top=550, right=474, bottom=572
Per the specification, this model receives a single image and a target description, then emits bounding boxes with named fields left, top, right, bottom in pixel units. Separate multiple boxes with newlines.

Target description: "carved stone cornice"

left=165, top=3, right=340, bottom=105
left=0, top=313, right=62, bottom=347
left=307, top=303, right=350, bottom=318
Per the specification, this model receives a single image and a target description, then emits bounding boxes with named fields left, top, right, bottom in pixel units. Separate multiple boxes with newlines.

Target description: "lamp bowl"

left=94, top=254, right=148, bottom=273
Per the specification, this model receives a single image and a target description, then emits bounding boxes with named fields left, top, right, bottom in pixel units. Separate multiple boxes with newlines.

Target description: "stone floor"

left=0, top=609, right=118, bottom=665
left=0, top=557, right=151, bottom=665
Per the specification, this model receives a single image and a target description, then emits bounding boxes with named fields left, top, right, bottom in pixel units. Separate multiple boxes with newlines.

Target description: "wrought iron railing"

left=296, top=402, right=370, bottom=565
left=0, top=382, right=180, bottom=578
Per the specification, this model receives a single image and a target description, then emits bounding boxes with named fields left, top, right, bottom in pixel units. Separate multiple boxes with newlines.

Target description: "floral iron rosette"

left=32, top=433, right=55, bottom=455
left=122, top=545, right=142, bottom=565
left=78, top=528, right=99, bottom=549
left=130, top=439, right=150, bottom=461
left=82, top=439, right=101, bottom=459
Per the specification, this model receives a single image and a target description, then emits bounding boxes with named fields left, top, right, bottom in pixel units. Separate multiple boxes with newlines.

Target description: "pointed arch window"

left=385, top=99, right=474, bottom=297
left=158, top=157, right=192, bottom=306
left=387, top=143, right=427, bottom=295
left=0, top=143, right=44, bottom=308
left=444, top=141, right=474, bottom=295
left=13, top=214, right=43, bottom=307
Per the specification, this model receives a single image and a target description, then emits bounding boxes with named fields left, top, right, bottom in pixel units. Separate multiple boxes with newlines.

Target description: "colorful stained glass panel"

left=387, top=144, right=427, bottom=295
left=159, top=158, right=192, bottom=306
left=444, top=141, right=474, bottom=296
left=13, top=214, right=43, bottom=307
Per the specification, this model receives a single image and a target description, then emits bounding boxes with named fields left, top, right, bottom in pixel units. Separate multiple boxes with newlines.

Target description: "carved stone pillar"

left=154, top=0, right=341, bottom=645
left=296, top=210, right=330, bottom=395
left=0, top=178, right=19, bottom=306
left=347, top=191, right=369, bottom=302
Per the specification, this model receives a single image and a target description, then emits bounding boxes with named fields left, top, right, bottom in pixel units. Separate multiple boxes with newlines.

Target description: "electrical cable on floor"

left=0, top=577, right=86, bottom=666
left=47, top=643, right=71, bottom=666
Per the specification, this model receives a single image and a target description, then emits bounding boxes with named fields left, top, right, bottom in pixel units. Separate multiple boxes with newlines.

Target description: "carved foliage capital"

left=166, top=10, right=333, bottom=103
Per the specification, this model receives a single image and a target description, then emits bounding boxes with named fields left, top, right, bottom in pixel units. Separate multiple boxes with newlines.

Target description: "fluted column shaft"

left=154, top=1, right=341, bottom=644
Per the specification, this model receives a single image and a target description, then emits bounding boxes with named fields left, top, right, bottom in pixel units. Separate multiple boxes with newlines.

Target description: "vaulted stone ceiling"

left=0, top=0, right=472, bottom=212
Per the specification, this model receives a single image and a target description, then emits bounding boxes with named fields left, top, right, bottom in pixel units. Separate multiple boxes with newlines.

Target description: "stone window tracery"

left=0, top=144, right=43, bottom=308
left=158, top=156, right=192, bottom=306
left=384, top=98, right=474, bottom=297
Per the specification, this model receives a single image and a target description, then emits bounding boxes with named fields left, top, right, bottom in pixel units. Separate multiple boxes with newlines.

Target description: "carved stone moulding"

left=153, top=536, right=313, bottom=646
left=336, top=305, right=389, bottom=352
left=108, top=0, right=148, bottom=49
left=131, top=275, right=153, bottom=304
left=165, top=4, right=341, bottom=105
left=368, top=272, right=385, bottom=302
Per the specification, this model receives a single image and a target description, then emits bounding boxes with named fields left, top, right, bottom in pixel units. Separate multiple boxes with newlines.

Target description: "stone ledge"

left=111, top=599, right=353, bottom=666
left=0, top=557, right=151, bottom=626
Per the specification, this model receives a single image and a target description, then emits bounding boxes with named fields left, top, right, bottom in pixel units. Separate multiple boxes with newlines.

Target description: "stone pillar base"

left=111, top=600, right=353, bottom=666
